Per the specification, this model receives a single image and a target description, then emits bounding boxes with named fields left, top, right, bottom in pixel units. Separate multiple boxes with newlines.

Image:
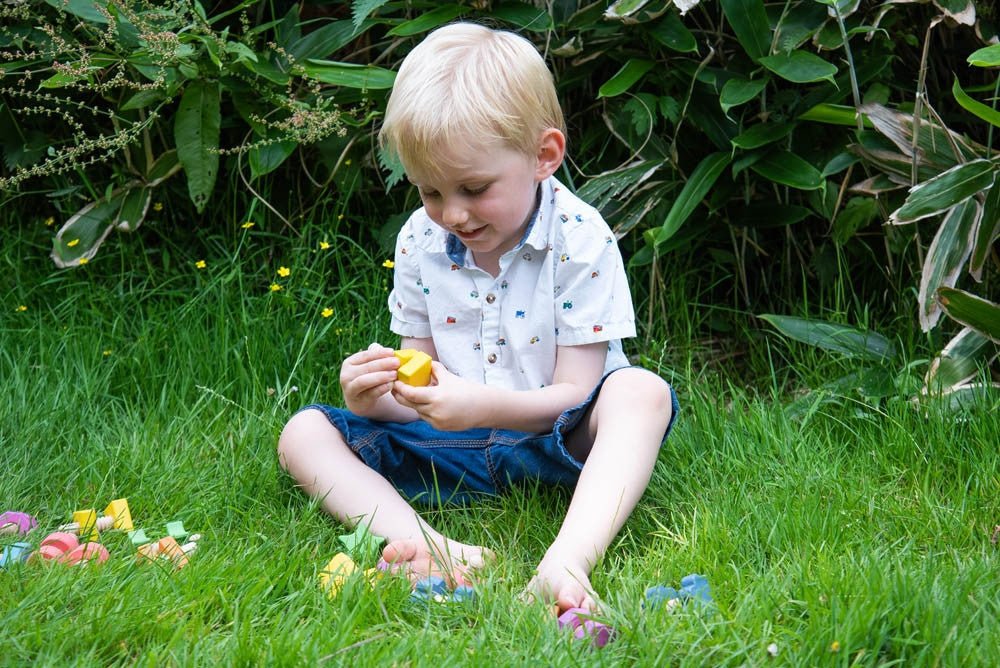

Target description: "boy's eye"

left=419, top=189, right=440, bottom=199
left=463, top=184, right=489, bottom=196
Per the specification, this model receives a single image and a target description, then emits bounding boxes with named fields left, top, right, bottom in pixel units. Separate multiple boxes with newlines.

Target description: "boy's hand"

left=340, top=343, right=400, bottom=417
left=391, top=362, right=492, bottom=431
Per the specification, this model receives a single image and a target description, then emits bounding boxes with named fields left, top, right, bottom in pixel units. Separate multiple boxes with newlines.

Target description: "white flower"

left=673, top=0, right=700, bottom=15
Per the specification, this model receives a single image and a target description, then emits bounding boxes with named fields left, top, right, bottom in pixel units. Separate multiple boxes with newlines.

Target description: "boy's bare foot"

left=380, top=538, right=492, bottom=587
left=525, top=543, right=598, bottom=614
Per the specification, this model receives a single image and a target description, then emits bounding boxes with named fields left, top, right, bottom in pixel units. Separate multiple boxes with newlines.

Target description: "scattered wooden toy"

left=137, top=534, right=200, bottom=569
left=0, top=542, right=32, bottom=568
left=0, top=511, right=37, bottom=536
left=318, top=552, right=359, bottom=598
left=60, top=499, right=135, bottom=540
left=165, top=520, right=188, bottom=542
left=557, top=607, right=614, bottom=648
left=29, top=532, right=108, bottom=566
left=644, top=573, right=713, bottom=611
left=394, top=348, right=432, bottom=386
left=338, top=524, right=385, bottom=564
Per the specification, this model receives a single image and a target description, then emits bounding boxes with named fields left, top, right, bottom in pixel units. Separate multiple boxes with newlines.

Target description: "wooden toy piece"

left=165, top=520, right=188, bottom=542
left=558, top=607, right=615, bottom=648
left=128, top=529, right=150, bottom=547
left=450, top=585, right=477, bottom=603
left=60, top=498, right=135, bottom=536
left=394, top=348, right=433, bottom=386
left=137, top=535, right=198, bottom=569
left=33, top=532, right=80, bottom=562
left=338, top=524, right=385, bottom=564
left=0, top=511, right=37, bottom=535
left=318, top=552, right=358, bottom=598
left=0, top=542, right=33, bottom=568
left=61, top=542, right=110, bottom=566
left=409, top=575, right=450, bottom=602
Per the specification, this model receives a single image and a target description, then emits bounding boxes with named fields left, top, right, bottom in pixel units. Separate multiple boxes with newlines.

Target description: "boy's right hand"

left=340, top=343, right=401, bottom=417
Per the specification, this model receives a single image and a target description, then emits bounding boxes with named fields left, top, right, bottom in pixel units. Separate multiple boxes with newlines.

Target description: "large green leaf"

left=492, top=2, right=553, bottom=31
left=917, top=198, right=981, bottom=331
left=731, top=123, right=793, bottom=149
left=889, top=159, right=996, bottom=224
left=759, top=314, right=897, bottom=362
left=968, top=44, right=1000, bottom=67
left=302, top=60, right=396, bottom=89
left=351, top=0, right=391, bottom=28
left=799, top=103, right=871, bottom=128
left=937, top=288, right=1000, bottom=343
left=646, top=12, right=697, bottom=53
left=971, top=182, right=1000, bottom=279
left=51, top=185, right=150, bottom=267
left=719, top=0, right=770, bottom=61
left=647, top=152, right=729, bottom=247
left=174, top=79, right=221, bottom=213
left=760, top=50, right=838, bottom=84
left=720, top=78, right=768, bottom=115
left=750, top=151, right=824, bottom=190
left=598, top=59, right=655, bottom=98
left=952, top=78, right=1000, bottom=129
left=44, top=0, right=108, bottom=24
left=925, top=327, right=999, bottom=392
left=289, top=20, right=367, bottom=61
left=832, top=196, right=879, bottom=244
left=387, top=5, right=467, bottom=37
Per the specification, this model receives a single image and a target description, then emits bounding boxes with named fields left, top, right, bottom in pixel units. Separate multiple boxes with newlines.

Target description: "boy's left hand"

left=391, top=362, right=492, bottom=431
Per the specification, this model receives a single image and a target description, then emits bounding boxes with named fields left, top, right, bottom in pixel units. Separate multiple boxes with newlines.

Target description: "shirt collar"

left=444, top=178, right=555, bottom=266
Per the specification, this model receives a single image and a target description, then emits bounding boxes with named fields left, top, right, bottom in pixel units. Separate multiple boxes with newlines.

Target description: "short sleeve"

left=388, top=215, right=433, bottom=338
left=553, top=216, right=636, bottom=346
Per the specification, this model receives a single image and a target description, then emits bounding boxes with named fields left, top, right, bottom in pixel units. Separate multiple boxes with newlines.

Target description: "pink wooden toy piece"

left=34, top=532, right=80, bottom=561
left=61, top=542, right=110, bottom=565
left=0, top=511, right=37, bottom=535
left=557, top=607, right=615, bottom=648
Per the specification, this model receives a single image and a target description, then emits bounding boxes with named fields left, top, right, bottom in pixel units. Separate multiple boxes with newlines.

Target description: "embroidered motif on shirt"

left=500, top=280, right=509, bottom=289
left=497, top=338, right=506, bottom=346
left=516, top=310, right=525, bottom=319
left=470, top=291, right=479, bottom=299
left=562, top=301, right=573, bottom=309
left=575, top=214, right=584, bottom=222
left=529, top=336, right=540, bottom=344
left=446, top=316, right=456, bottom=324
left=593, top=325, right=603, bottom=332
left=591, top=271, right=600, bottom=278
left=559, top=214, right=569, bottom=222
left=560, top=253, right=569, bottom=262
left=451, top=263, right=460, bottom=271
left=522, top=252, right=532, bottom=261
left=473, top=342, right=481, bottom=351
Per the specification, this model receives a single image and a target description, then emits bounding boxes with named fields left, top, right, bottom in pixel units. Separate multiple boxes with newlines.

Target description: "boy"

left=278, top=22, right=678, bottom=613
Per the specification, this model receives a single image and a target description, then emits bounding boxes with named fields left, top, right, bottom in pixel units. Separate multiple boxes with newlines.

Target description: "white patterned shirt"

left=388, top=176, right=635, bottom=390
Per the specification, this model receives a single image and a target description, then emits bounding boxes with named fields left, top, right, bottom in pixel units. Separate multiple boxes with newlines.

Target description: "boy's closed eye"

left=417, top=184, right=490, bottom=199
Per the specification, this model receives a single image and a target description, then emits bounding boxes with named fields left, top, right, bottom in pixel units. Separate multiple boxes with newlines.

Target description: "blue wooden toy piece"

left=645, top=573, right=713, bottom=610
left=0, top=541, right=33, bottom=568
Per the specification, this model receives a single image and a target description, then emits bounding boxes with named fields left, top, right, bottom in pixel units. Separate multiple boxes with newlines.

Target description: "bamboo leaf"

left=938, top=288, right=1000, bottom=343
left=952, top=78, right=1000, bottom=129
left=750, top=151, right=824, bottom=190
left=490, top=3, right=553, bottom=31
left=387, top=6, right=467, bottom=37
left=650, top=152, right=729, bottom=247
left=731, top=122, right=793, bottom=149
left=760, top=50, right=838, bottom=84
left=889, top=160, right=995, bottom=224
left=598, top=59, right=655, bottom=98
left=720, top=78, right=768, bottom=114
left=918, top=198, right=981, bottom=331
left=302, top=60, right=396, bottom=89
left=925, top=327, right=999, bottom=392
left=759, top=314, right=897, bottom=361
left=968, top=44, right=1000, bottom=67
left=174, top=79, right=220, bottom=213
left=351, top=0, right=390, bottom=28
left=647, top=12, right=697, bottom=53
left=719, top=0, right=770, bottom=61
left=970, top=183, right=1000, bottom=279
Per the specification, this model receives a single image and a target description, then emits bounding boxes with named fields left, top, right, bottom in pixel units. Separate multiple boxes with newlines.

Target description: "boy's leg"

left=526, top=368, right=674, bottom=612
left=278, top=409, right=489, bottom=583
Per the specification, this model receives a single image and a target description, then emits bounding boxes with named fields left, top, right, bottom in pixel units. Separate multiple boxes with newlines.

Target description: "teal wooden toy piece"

left=338, top=524, right=384, bottom=564
left=165, top=521, right=188, bottom=542
left=128, top=529, right=150, bottom=547
left=0, top=541, right=33, bottom=568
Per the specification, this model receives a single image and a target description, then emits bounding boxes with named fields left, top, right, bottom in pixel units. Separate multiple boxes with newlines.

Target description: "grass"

left=2, top=214, right=998, bottom=667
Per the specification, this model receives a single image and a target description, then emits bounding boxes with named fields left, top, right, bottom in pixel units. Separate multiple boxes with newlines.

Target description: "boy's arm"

left=392, top=341, right=608, bottom=433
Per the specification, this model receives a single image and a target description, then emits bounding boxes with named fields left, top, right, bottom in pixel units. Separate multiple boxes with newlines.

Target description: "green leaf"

left=760, top=50, right=838, bottom=84
left=731, top=122, right=793, bottom=149
left=250, top=140, right=297, bottom=180
left=146, top=150, right=181, bottom=186
left=50, top=185, right=149, bottom=267
left=918, top=198, right=981, bottom=331
left=491, top=3, right=553, bottom=31
left=647, top=12, right=697, bottom=53
left=604, top=0, right=651, bottom=19
left=289, top=20, right=366, bottom=61
left=952, top=78, right=1000, bottom=129
left=174, top=79, right=221, bottom=213
left=832, top=196, right=879, bottom=244
left=938, top=288, right=1000, bottom=343
left=971, top=183, right=1000, bottom=279
left=750, top=151, right=824, bottom=190
left=649, top=152, right=729, bottom=247
left=889, top=159, right=996, bottom=224
left=387, top=6, right=467, bottom=37
left=759, top=314, right=896, bottom=361
left=735, top=203, right=812, bottom=228
left=967, top=44, right=1000, bottom=67
left=352, top=0, right=390, bottom=28
left=302, top=60, right=396, bottom=89
left=719, top=0, right=770, bottom=61
left=121, top=89, right=165, bottom=111
left=720, top=78, right=768, bottom=114
left=799, top=103, right=870, bottom=127
left=598, top=59, right=655, bottom=98
left=925, top=327, right=999, bottom=392
left=44, top=0, right=109, bottom=24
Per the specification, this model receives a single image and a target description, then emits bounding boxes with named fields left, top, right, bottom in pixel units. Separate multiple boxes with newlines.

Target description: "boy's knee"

left=276, top=408, right=322, bottom=470
left=606, top=368, right=673, bottom=414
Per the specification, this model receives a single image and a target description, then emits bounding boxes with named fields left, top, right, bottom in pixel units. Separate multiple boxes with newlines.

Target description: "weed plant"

left=1, top=206, right=998, bottom=666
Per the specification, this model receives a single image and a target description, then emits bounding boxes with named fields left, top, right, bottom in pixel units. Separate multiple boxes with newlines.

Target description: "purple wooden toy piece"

left=558, top=607, right=615, bottom=648
left=0, top=511, right=37, bottom=535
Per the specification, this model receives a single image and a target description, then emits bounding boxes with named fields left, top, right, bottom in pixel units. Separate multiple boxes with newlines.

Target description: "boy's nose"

left=441, top=199, right=469, bottom=228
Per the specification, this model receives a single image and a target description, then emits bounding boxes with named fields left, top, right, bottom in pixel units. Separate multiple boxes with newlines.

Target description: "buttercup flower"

left=242, top=221, right=255, bottom=229
left=103, top=350, right=112, bottom=357
left=278, top=266, right=290, bottom=277
left=321, top=308, right=333, bottom=318
left=270, top=283, right=282, bottom=292
left=67, top=239, right=80, bottom=247
left=78, top=258, right=89, bottom=265
left=153, top=202, right=163, bottom=212
left=16, top=305, right=27, bottom=312
left=44, top=217, right=55, bottom=227
left=382, top=260, right=395, bottom=269
left=829, top=641, right=841, bottom=653
left=319, top=241, right=331, bottom=250
left=195, top=260, right=206, bottom=269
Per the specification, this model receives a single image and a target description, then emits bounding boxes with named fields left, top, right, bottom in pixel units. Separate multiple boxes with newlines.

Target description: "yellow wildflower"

left=44, top=216, right=55, bottom=227
left=345, top=159, right=351, bottom=166
left=270, top=283, right=282, bottom=292
left=153, top=202, right=163, bottom=212
left=242, top=221, right=255, bottom=229
left=16, top=305, right=27, bottom=312
left=337, top=214, right=343, bottom=221
left=78, top=257, right=88, bottom=265
left=195, top=260, right=206, bottom=269
left=102, top=350, right=112, bottom=357
left=278, top=266, right=291, bottom=277
left=319, top=241, right=331, bottom=250
left=829, top=641, right=841, bottom=653
left=321, top=308, right=333, bottom=318
left=382, top=260, right=395, bottom=269
left=67, top=239, right=80, bottom=247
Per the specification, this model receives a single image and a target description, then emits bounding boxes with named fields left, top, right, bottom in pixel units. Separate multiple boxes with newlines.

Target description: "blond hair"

left=379, top=22, right=565, bottom=178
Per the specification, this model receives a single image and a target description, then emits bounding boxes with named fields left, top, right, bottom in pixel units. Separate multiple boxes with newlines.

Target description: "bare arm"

left=392, top=342, right=608, bottom=433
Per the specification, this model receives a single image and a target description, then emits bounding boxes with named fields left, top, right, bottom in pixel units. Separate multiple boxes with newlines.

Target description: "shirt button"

left=485, top=293, right=496, bottom=304
left=487, top=353, right=497, bottom=364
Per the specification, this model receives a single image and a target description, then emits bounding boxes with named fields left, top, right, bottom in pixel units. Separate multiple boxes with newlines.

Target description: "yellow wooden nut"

left=319, top=553, right=358, bottom=598
left=394, top=349, right=432, bottom=386
left=72, top=509, right=99, bottom=542
left=103, top=498, right=134, bottom=531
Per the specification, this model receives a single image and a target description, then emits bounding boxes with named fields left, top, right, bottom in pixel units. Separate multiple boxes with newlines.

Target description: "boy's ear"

left=535, top=128, right=566, bottom=181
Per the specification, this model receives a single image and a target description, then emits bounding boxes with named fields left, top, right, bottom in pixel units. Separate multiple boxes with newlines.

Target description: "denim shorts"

left=298, top=367, right=680, bottom=506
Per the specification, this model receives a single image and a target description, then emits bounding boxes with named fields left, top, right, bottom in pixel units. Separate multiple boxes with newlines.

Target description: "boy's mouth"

left=455, top=226, right=485, bottom=241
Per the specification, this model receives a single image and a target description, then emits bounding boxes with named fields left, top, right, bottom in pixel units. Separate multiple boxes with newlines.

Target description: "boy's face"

left=408, top=136, right=558, bottom=269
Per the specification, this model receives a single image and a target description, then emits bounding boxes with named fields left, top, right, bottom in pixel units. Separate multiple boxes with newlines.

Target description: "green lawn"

left=2, top=221, right=998, bottom=667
